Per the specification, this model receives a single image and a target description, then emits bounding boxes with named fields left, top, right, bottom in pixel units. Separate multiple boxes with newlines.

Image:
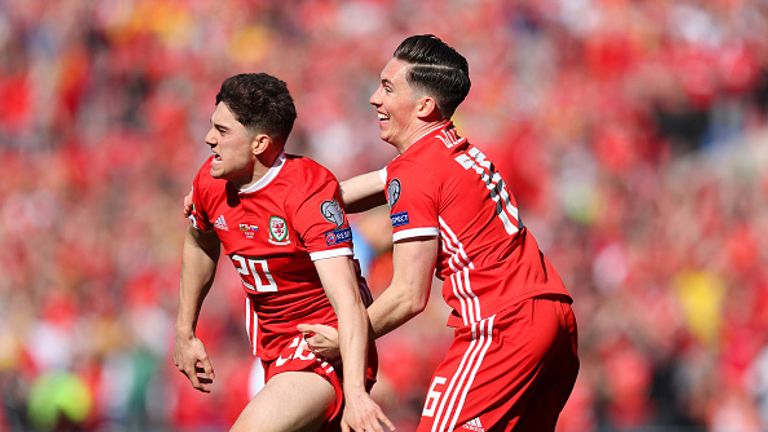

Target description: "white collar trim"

left=238, top=151, right=286, bottom=194
left=411, top=121, right=450, bottom=146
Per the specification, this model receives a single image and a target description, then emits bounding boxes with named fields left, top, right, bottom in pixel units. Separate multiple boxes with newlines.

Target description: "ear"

left=416, top=96, right=442, bottom=121
left=251, top=133, right=272, bottom=156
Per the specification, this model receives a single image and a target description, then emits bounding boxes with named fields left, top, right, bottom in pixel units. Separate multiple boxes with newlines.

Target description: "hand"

left=341, top=391, right=395, bottom=432
left=173, top=332, right=215, bottom=392
left=183, top=189, right=193, bottom=217
left=297, top=323, right=340, bottom=360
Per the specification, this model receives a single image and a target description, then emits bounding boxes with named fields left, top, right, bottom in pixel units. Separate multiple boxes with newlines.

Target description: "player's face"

left=205, top=102, right=256, bottom=183
left=369, top=58, right=421, bottom=149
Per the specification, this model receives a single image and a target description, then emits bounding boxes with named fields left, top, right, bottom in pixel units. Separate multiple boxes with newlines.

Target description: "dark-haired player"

left=301, top=35, right=579, bottom=431
left=173, top=73, right=393, bottom=432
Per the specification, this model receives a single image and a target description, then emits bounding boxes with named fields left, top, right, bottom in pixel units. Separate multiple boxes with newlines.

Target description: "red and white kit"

left=189, top=153, right=376, bottom=424
left=385, top=122, right=578, bottom=431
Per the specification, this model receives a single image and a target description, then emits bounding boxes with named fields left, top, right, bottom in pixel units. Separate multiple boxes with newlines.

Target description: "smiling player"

left=300, top=35, right=579, bottom=431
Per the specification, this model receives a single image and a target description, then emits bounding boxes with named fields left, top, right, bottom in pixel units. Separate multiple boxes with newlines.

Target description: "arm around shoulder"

left=340, top=170, right=387, bottom=214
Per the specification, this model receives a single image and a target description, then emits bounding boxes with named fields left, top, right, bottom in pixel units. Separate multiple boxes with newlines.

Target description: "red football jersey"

left=189, top=152, right=372, bottom=361
left=385, top=122, right=571, bottom=328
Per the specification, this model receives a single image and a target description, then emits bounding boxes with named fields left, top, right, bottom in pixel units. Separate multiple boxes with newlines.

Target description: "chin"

left=380, top=135, right=397, bottom=147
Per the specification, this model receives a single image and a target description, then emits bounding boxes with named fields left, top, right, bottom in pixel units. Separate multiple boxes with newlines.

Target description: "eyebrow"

left=211, top=120, right=229, bottom=132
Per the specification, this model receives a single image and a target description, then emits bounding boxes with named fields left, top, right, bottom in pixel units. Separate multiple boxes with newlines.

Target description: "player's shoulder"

left=284, top=153, right=334, bottom=175
left=281, top=154, right=339, bottom=192
left=387, top=147, right=444, bottom=183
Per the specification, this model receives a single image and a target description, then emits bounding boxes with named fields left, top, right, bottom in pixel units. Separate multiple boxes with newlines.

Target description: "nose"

left=204, top=127, right=217, bottom=147
left=369, top=86, right=382, bottom=107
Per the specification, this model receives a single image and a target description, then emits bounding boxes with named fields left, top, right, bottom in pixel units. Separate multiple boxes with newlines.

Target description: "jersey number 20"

left=232, top=254, right=278, bottom=293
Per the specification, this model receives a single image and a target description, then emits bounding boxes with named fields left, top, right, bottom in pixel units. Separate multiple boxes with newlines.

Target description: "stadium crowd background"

left=1, top=0, right=767, bottom=430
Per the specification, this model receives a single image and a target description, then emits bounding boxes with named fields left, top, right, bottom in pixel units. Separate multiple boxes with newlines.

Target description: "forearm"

left=176, top=227, right=220, bottom=337
left=366, top=281, right=425, bottom=339
left=335, top=296, right=371, bottom=394
left=315, top=256, right=371, bottom=394
left=367, top=237, right=437, bottom=339
left=340, top=171, right=387, bottom=213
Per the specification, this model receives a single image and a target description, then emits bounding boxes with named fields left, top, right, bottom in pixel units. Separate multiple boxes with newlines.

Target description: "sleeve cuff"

left=188, top=215, right=212, bottom=232
left=310, top=247, right=354, bottom=261
left=378, top=167, right=387, bottom=185
left=393, top=227, right=439, bottom=242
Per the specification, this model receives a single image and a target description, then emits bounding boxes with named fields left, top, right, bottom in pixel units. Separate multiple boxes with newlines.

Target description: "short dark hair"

left=393, top=34, right=471, bottom=118
left=215, top=73, right=296, bottom=144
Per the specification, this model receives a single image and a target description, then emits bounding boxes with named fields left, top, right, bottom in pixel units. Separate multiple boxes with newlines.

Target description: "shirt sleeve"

left=386, top=160, right=440, bottom=242
left=188, top=165, right=214, bottom=232
left=289, top=174, right=354, bottom=261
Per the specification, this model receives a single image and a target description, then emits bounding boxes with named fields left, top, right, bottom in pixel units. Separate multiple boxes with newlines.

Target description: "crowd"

left=1, top=0, right=767, bottom=430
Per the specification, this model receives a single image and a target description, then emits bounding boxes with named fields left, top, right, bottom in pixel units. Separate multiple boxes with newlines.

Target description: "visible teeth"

left=378, top=113, right=389, bottom=120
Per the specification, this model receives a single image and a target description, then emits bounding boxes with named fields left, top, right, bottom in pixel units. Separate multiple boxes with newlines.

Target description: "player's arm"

left=302, top=237, right=437, bottom=356
left=173, top=225, right=220, bottom=393
left=184, top=170, right=386, bottom=216
left=367, top=236, right=438, bottom=338
left=340, top=170, right=387, bottom=213
left=314, top=256, right=394, bottom=432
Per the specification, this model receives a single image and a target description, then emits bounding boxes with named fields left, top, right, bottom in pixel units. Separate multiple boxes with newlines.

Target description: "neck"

left=395, top=120, right=448, bottom=154
left=236, top=145, right=284, bottom=190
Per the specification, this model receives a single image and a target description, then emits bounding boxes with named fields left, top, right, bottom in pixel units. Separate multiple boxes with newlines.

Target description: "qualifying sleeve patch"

left=324, top=227, right=352, bottom=245
left=390, top=211, right=410, bottom=227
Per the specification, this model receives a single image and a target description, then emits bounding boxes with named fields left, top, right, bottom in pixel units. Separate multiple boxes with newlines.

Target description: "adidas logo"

left=461, top=417, right=484, bottom=432
left=214, top=215, right=228, bottom=231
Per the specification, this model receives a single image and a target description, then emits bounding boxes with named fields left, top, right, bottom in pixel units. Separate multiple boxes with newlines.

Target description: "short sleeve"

left=289, top=174, right=354, bottom=261
left=386, top=160, right=440, bottom=242
left=188, top=165, right=213, bottom=232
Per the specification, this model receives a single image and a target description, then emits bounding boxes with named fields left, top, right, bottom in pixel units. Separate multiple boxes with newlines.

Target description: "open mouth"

left=377, top=112, right=390, bottom=125
left=212, top=151, right=222, bottom=164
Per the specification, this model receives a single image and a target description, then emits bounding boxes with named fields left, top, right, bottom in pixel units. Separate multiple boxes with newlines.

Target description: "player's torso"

left=391, top=125, right=570, bottom=327
left=200, top=159, right=336, bottom=357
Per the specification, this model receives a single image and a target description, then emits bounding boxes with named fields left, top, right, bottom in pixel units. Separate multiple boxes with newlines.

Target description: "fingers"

left=367, top=421, right=383, bottom=432
left=186, top=368, right=212, bottom=393
left=305, top=336, right=331, bottom=356
left=183, top=190, right=193, bottom=216
left=195, top=366, right=215, bottom=384
left=194, top=359, right=215, bottom=392
left=176, top=361, right=215, bottom=392
left=365, top=418, right=385, bottom=432
left=184, top=365, right=206, bottom=392
left=310, top=323, right=337, bottom=338
left=297, top=323, right=317, bottom=334
left=200, top=356, right=215, bottom=380
left=378, top=409, right=396, bottom=431
left=344, top=398, right=395, bottom=432
left=297, top=323, right=337, bottom=336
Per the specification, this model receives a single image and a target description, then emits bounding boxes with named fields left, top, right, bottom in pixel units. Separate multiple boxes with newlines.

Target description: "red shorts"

left=261, top=334, right=378, bottom=431
left=418, top=296, right=578, bottom=432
